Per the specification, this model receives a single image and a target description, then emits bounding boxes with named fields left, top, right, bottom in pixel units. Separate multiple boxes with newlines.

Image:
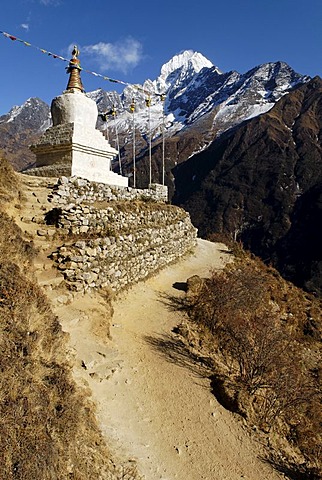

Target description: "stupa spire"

left=66, top=45, right=84, bottom=92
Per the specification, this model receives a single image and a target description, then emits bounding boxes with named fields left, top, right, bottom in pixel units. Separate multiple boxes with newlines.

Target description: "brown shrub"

left=0, top=211, right=36, bottom=267
left=183, top=248, right=322, bottom=478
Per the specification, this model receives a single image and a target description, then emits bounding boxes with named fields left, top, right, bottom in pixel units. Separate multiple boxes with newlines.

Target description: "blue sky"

left=1, top=0, right=322, bottom=115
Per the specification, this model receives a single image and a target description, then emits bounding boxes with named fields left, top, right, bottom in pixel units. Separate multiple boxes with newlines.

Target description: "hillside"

left=0, top=154, right=294, bottom=479
left=174, top=245, right=322, bottom=479
left=0, top=156, right=141, bottom=479
left=0, top=98, right=50, bottom=171
left=173, top=76, right=322, bottom=295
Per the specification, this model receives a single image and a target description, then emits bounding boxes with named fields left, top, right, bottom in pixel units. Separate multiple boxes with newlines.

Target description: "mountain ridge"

left=172, top=75, right=322, bottom=294
left=0, top=50, right=310, bottom=173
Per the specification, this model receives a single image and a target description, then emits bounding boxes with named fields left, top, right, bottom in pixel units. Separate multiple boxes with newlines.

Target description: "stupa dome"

left=51, top=91, right=98, bottom=129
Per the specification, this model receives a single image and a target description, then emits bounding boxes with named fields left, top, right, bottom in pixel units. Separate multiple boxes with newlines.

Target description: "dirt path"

left=57, top=239, right=283, bottom=480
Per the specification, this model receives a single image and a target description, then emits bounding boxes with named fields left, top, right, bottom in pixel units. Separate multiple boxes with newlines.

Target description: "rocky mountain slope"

left=0, top=98, right=50, bottom=170
left=173, top=76, right=322, bottom=295
left=0, top=50, right=309, bottom=175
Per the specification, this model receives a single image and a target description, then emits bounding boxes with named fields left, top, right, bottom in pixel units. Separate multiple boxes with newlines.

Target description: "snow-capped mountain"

left=88, top=51, right=310, bottom=150
left=0, top=50, right=310, bottom=172
left=0, top=98, right=50, bottom=170
left=86, top=51, right=216, bottom=140
left=0, top=97, right=50, bottom=132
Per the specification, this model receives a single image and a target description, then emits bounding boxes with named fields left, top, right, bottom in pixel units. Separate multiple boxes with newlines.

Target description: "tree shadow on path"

left=144, top=332, right=213, bottom=380
left=155, top=290, right=190, bottom=313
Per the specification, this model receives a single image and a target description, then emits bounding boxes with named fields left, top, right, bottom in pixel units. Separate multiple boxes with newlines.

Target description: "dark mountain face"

left=275, top=181, right=322, bottom=295
left=173, top=77, right=322, bottom=294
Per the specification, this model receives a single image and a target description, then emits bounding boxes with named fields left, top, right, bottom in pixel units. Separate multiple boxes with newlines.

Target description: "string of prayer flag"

left=0, top=29, right=163, bottom=98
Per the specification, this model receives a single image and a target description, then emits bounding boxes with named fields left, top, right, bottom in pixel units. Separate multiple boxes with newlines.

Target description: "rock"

left=75, top=240, right=86, bottom=249
left=186, top=275, right=203, bottom=298
left=56, top=294, right=72, bottom=305
left=32, top=215, right=45, bottom=224
left=70, top=255, right=84, bottom=262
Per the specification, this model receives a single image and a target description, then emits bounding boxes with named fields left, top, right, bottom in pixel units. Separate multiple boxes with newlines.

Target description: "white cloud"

left=81, top=37, right=144, bottom=74
left=20, top=23, right=29, bottom=31
left=39, top=0, right=60, bottom=5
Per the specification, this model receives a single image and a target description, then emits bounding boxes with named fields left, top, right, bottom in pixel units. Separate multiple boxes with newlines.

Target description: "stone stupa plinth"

left=28, top=46, right=128, bottom=187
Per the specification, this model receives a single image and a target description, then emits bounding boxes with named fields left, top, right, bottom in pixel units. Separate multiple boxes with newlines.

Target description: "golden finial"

left=72, top=45, right=80, bottom=58
left=66, top=44, right=84, bottom=92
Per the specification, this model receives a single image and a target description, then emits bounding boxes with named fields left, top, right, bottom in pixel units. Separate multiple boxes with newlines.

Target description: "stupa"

left=29, top=46, right=128, bottom=187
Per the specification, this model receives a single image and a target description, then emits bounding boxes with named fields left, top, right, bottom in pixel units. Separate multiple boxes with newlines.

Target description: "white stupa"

left=29, top=46, right=128, bottom=187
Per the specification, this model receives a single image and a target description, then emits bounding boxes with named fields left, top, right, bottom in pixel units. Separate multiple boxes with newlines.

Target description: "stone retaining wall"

left=52, top=215, right=197, bottom=292
left=48, top=177, right=197, bottom=292
left=49, top=176, right=168, bottom=204
left=55, top=202, right=188, bottom=236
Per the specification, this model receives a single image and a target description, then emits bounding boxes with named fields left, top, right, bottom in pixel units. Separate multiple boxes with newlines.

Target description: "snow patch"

left=6, top=105, right=24, bottom=123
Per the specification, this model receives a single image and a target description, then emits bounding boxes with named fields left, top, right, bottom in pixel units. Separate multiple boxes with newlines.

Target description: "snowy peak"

left=151, top=51, right=217, bottom=96
left=86, top=88, right=123, bottom=112
left=245, top=61, right=310, bottom=92
left=160, top=50, right=214, bottom=81
left=62, top=54, right=311, bottom=147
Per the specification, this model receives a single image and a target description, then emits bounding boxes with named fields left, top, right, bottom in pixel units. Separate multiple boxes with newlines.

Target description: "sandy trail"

left=57, top=239, right=282, bottom=480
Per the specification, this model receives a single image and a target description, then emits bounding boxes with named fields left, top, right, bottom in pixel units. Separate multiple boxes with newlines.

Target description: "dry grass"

left=0, top=254, right=122, bottom=480
left=0, top=155, right=142, bottom=479
left=0, top=210, right=37, bottom=266
left=178, top=248, right=322, bottom=479
left=0, top=153, right=21, bottom=203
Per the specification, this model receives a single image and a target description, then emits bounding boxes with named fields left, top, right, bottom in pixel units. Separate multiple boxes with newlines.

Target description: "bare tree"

left=220, top=312, right=291, bottom=391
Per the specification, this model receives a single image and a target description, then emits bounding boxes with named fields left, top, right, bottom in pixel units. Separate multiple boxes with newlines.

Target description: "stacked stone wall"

left=32, top=123, right=74, bottom=147
left=49, top=176, right=169, bottom=203
left=55, top=202, right=187, bottom=235
left=52, top=215, right=196, bottom=292
left=48, top=177, right=197, bottom=292
left=29, top=124, right=74, bottom=168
